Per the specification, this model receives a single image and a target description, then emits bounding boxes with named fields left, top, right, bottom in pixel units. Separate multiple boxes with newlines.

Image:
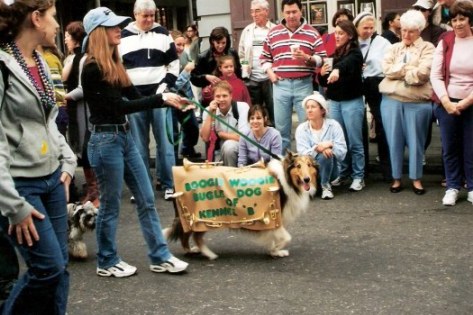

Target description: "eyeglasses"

left=413, top=6, right=428, bottom=12
left=250, top=8, right=263, bottom=14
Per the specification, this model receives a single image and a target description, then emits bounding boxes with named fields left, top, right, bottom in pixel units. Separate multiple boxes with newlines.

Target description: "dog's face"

left=67, top=201, right=98, bottom=232
left=284, top=151, right=318, bottom=196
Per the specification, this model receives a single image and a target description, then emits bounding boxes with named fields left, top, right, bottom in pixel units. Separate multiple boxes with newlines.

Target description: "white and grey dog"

left=67, top=201, right=98, bottom=259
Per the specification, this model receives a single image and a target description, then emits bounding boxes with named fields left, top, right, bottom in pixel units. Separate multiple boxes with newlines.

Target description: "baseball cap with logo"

left=412, top=0, right=434, bottom=10
left=82, top=7, right=131, bottom=52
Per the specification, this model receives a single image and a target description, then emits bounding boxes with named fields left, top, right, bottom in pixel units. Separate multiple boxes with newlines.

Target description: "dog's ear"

left=71, top=205, right=84, bottom=226
left=286, top=150, right=294, bottom=161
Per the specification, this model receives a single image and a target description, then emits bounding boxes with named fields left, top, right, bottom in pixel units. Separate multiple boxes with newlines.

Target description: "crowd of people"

left=0, top=0, right=472, bottom=313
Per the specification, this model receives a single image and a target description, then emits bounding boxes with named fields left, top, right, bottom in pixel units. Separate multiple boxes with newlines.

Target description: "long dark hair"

left=333, top=20, right=359, bottom=61
left=0, top=0, right=55, bottom=43
left=382, top=12, right=399, bottom=31
left=209, top=27, right=231, bottom=54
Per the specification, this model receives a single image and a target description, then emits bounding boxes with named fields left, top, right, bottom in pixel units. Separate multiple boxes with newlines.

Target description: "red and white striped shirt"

left=260, top=18, right=326, bottom=79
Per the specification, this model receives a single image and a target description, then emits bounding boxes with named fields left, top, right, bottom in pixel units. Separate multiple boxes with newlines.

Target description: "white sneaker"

left=321, top=184, right=334, bottom=200
left=150, top=256, right=188, bottom=274
left=349, top=179, right=365, bottom=191
left=468, top=191, right=473, bottom=205
left=331, top=177, right=347, bottom=187
left=97, top=261, right=137, bottom=278
left=442, top=188, right=459, bottom=206
left=164, top=188, right=174, bottom=201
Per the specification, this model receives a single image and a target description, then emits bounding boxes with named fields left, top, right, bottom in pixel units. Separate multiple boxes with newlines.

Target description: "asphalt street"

left=66, top=123, right=473, bottom=315
left=67, top=172, right=473, bottom=315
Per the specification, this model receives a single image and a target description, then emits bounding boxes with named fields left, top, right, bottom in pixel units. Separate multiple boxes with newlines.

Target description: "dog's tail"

left=167, top=217, right=185, bottom=242
left=166, top=198, right=186, bottom=243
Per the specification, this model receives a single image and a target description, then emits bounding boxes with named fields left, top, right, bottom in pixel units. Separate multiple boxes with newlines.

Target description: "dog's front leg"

left=269, top=227, right=292, bottom=258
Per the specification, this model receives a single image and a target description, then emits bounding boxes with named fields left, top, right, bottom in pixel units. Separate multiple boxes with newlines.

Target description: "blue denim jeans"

left=316, top=154, right=339, bottom=186
left=87, top=130, right=172, bottom=269
left=0, top=168, right=69, bottom=315
left=381, top=96, right=432, bottom=180
left=272, top=77, right=313, bottom=152
left=328, top=97, right=366, bottom=180
left=128, top=108, right=176, bottom=190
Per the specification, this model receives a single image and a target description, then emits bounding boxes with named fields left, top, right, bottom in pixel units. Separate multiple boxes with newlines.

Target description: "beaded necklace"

left=1, top=41, right=56, bottom=113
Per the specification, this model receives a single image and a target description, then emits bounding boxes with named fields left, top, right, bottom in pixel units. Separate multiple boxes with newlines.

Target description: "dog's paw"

left=205, top=252, right=219, bottom=260
left=189, top=246, right=201, bottom=254
left=270, top=249, right=289, bottom=258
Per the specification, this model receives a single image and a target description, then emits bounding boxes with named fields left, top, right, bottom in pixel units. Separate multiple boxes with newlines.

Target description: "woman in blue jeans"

left=81, top=7, right=193, bottom=278
left=318, top=20, right=365, bottom=192
left=0, top=1, right=77, bottom=314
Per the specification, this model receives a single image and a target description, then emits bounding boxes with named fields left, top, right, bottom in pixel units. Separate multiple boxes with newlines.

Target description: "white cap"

left=412, top=0, right=434, bottom=9
left=302, top=92, right=328, bottom=113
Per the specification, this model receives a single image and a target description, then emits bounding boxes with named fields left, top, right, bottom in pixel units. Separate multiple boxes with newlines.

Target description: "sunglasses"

left=414, top=6, right=429, bottom=12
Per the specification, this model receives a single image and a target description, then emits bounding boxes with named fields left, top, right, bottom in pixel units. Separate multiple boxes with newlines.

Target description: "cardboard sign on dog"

left=172, top=161, right=282, bottom=232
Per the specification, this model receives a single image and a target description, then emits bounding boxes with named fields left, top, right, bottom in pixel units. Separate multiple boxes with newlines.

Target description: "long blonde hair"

left=85, top=27, right=131, bottom=87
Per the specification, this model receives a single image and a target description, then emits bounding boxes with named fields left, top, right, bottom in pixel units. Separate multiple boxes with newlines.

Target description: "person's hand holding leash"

left=162, top=93, right=195, bottom=111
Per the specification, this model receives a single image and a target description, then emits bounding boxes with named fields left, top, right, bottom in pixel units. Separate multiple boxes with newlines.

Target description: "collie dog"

left=67, top=201, right=98, bottom=259
left=164, top=152, right=317, bottom=259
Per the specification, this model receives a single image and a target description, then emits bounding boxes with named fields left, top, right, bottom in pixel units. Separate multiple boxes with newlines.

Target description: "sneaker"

left=331, top=177, right=348, bottom=187
left=150, top=256, right=188, bottom=274
left=97, top=261, right=137, bottom=278
left=349, top=179, right=365, bottom=191
left=164, top=188, right=174, bottom=201
left=321, top=185, right=334, bottom=200
left=468, top=191, right=473, bottom=205
left=442, top=189, right=459, bottom=206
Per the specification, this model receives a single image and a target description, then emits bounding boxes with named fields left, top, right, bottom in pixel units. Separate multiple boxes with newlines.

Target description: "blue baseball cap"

left=82, top=7, right=131, bottom=52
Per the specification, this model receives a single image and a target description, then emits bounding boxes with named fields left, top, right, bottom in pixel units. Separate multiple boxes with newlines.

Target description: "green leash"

left=189, top=99, right=281, bottom=161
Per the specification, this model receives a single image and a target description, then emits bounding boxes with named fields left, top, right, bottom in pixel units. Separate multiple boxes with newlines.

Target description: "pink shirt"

left=431, top=36, right=473, bottom=100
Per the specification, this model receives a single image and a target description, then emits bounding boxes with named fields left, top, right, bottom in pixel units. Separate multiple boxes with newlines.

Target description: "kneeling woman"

left=238, top=104, right=282, bottom=166
left=295, top=92, right=347, bottom=200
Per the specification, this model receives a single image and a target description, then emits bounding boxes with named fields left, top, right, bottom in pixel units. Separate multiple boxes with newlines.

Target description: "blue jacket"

left=295, top=119, right=347, bottom=161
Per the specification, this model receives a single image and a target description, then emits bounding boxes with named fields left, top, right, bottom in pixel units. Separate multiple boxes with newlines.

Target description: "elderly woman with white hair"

left=295, top=92, right=347, bottom=200
left=379, top=10, right=435, bottom=195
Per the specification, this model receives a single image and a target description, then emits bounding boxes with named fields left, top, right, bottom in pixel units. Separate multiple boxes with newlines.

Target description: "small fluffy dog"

left=164, top=152, right=317, bottom=259
left=67, top=201, right=98, bottom=259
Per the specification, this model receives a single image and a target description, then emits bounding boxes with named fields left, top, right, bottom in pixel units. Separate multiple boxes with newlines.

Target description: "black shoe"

left=390, top=185, right=403, bottom=193
left=412, top=186, right=426, bottom=195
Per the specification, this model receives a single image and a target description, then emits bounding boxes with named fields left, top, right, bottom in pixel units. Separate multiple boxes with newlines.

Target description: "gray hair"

left=400, top=10, right=426, bottom=31
left=134, top=0, right=156, bottom=14
left=251, top=0, right=270, bottom=10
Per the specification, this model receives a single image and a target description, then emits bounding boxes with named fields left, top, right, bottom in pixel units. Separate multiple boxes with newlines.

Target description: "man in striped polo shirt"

left=260, top=0, right=326, bottom=152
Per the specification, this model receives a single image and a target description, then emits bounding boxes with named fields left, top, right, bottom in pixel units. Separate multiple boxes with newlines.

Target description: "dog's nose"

left=303, top=177, right=310, bottom=184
